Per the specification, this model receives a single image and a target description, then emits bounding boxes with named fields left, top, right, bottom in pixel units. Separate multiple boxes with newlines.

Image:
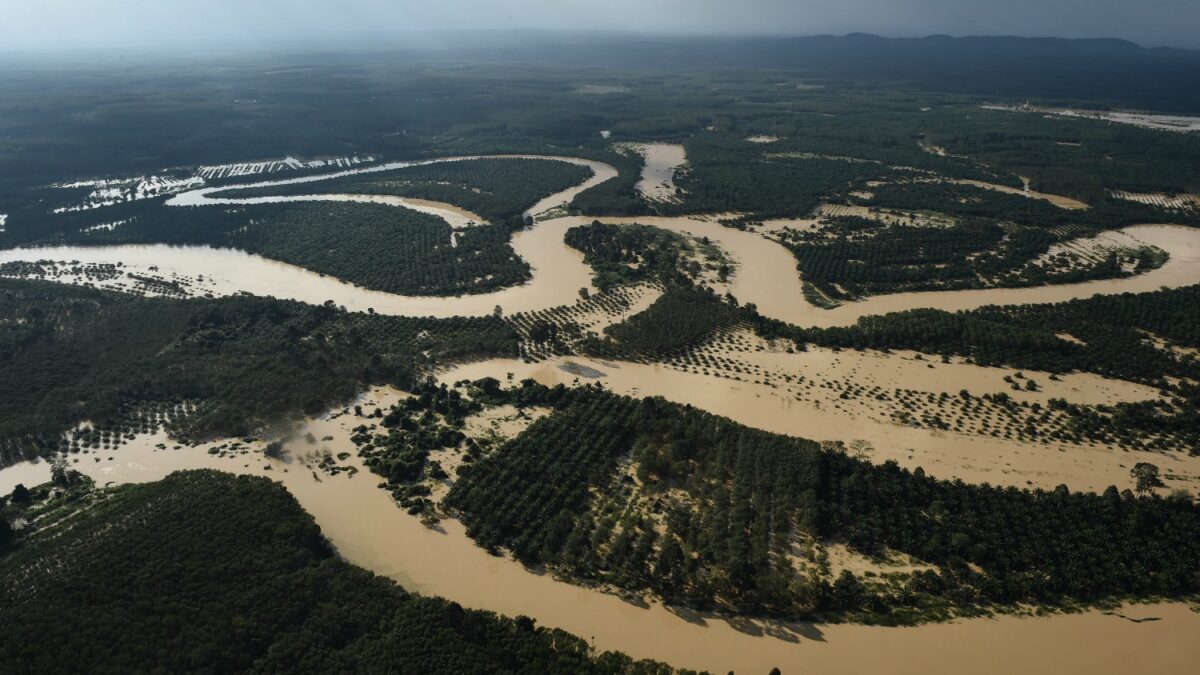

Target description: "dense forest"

left=564, top=221, right=728, bottom=291
left=446, top=382, right=1200, bottom=623
left=0, top=279, right=517, bottom=466
left=925, top=111, right=1200, bottom=201
left=781, top=215, right=1160, bottom=300
left=5, top=59, right=1200, bottom=255
left=0, top=470, right=686, bottom=674
left=667, top=135, right=887, bottom=217
left=570, top=150, right=651, bottom=217
left=582, top=287, right=745, bottom=358
left=861, top=181, right=1195, bottom=230
left=10, top=200, right=532, bottom=297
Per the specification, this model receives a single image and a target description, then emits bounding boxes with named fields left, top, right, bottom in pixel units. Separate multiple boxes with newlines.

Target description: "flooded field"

left=799, top=225, right=1200, bottom=326
left=7, top=152, right=1200, bottom=327
left=1109, top=189, right=1200, bottom=212
left=985, top=103, right=1200, bottom=133
left=0, top=457, right=52, bottom=496
left=0, top=238, right=595, bottom=316
left=5, top=217, right=1200, bottom=327
left=442, top=354, right=1200, bottom=496
left=621, top=143, right=686, bottom=202
left=7, top=152, right=1200, bottom=671
left=951, top=178, right=1090, bottom=210
left=171, top=153, right=617, bottom=222
left=564, top=219, right=1200, bottom=328
left=3, top=386, right=1197, bottom=674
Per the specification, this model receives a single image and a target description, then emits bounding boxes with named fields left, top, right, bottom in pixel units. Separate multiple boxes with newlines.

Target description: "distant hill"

left=477, top=33, right=1200, bottom=112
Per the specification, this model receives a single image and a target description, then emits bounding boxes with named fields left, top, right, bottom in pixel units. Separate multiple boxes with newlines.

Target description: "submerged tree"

left=9, top=484, right=30, bottom=504
left=1131, top=462, right=1164, bottom=494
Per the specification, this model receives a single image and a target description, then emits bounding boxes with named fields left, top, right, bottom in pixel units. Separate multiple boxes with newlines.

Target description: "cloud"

left=1, top=1, right=1196, bottom=52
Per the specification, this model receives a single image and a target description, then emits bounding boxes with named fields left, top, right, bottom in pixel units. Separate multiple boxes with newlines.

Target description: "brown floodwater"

left=0, top=156, right=616, bottom=316
left=167, top=153, right=617, bottom=222
left=441, top=356, right=1200, bottom=496
left=803, top=225, right=1200, bottom=327
left=5, top=154, right=1200, bottom=672
left=6, top=148, right=1200, bottom=329
left=0, top=457, right=52, bottom=496
left=623, top=143, right=686, bottom=201
left=3, top=388, right=1196, bottom=675
left=952, top=179, right=1089, bottom=210
left=3, top=222, right=1198, bottom=325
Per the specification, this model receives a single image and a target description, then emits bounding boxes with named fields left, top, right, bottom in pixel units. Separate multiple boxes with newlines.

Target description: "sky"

left=2, top=0, right=1196, bottom=52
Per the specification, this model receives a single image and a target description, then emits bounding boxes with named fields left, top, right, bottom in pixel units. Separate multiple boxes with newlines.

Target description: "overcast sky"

left=3, top=1, right=1196, bottom=52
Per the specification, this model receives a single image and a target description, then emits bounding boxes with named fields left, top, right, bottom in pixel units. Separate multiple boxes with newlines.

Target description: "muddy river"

left=4, top=153, right=1200, bottom=672
left=3, top=221, right=1198, bottom=327
left=2, top=388, right=1196, bottom=674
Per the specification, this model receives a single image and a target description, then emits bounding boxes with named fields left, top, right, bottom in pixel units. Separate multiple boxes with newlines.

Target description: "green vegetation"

left=7, top=58, right=1200, bottom=249
left=862, top=181, right=1195, bottom=229
left=0, top=470, right=685, bottom=673
left=781, top=215, right=1158, bottom=300
left=761, top=285, right=1200, bottom=452
left=0, top=279, right=517, bottom=466
left=217, top=203, right=529, bottom=296
left=927, top=110, right=1200, bottom=201
left=564, top=221, right=729, bottom=291
left=446, top=382, right=1200, bottom=623
left=570, top=150, right=649, bottom=216
left=217, top=157, right=592, bottom=224
left=4, top=43, right=1200, bottom=650
left=669, top=135, right=889, bottom=216
left=353, top=381, right=483, bottom=517
left=25, top=201, right=531, bottom=296
left=778, top=285, right=1200, bottom=386
left=583, top=287, right=745, bottom=358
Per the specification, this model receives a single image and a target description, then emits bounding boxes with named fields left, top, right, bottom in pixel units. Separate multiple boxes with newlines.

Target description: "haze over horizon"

left=3, top=0, right=1199, bottom=53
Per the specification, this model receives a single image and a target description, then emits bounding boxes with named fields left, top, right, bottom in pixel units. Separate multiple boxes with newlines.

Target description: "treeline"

left=0, top=470, right=686, bottom=674
left=581, top=287, right=744, bottom=358
left=447, top=383, right=1200, bottom=622
left=216, top=157, right=592, bottom=223
left=742, top=121, right=1014, bottom=187
left=666, top=135, right=883, bottom=216
left=564, top=221, right=721, bottom=291
left=929, top=108, right=1200, bottom=202
left=865, top=181, right=1198, bottom=230
left=223, top=203, right=530, bottom=296
left=776, top=285, right=1200, bottom=386
left=0, top=279, right=517, bottom=466
left=761, top=286, right=1200, bottom=451
left=788, top=218, right=998, bottom=298
left=784, top=216, right=1149, bottom=299
left=570, top=149, right=651, bottom=216
left=15, top=200, right=532, bottom=297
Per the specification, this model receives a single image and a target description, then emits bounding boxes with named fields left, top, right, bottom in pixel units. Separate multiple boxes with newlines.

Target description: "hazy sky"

left=2, top=1, right=1197, bottom=51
